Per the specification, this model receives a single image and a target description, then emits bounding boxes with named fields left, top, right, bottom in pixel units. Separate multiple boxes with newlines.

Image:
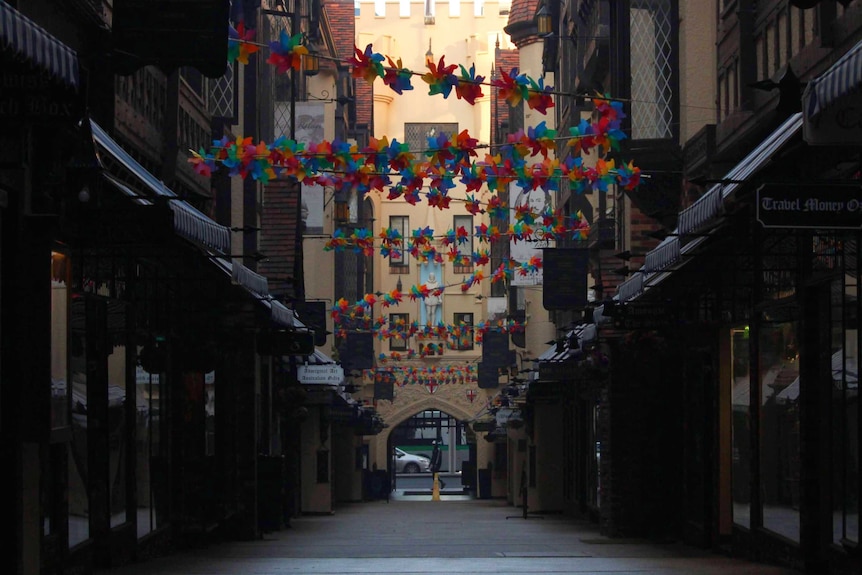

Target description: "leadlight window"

left=389, top=313, right=410, bottom=351
left=629, top=0, right=674, bottom=139
left=389, top=215, right=409, bottom=270
left=453, top=214, right=473, bottom=273
left=453, top=312, right=474, bottom=350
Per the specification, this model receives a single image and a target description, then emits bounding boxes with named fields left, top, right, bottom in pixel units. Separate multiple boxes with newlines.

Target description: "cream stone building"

left=352, top=0, right=517, bottom=484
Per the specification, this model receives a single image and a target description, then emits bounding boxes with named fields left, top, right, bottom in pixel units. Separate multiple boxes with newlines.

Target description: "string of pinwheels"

left=189, top=110, right=638, bottom=199
left=324, top=207, right=590, bottom=260
left=230, top=23, right=557, bottom=115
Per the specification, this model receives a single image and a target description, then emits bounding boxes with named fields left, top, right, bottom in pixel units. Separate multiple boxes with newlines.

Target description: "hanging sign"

left=543, top=248, right=589, bottom=310
left=757, top=184, right=862, bottom=229
left=298, top=364, right=344, bottom=385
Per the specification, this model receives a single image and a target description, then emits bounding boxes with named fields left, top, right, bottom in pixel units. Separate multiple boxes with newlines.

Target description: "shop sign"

left=1, top=66, right=80, bottom=120
left=538, top=359, right=579, bottom=381
left=614, top=303, right=677, bottom=330
left=297, top=363, right=343, bottom=385
left=542, top=248, right=589, bottom=310
left=757, top=185, right=862, bottom=229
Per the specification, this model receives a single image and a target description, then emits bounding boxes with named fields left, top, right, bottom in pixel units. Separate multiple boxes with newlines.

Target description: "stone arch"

left=370, top=392, right=486, bottom=470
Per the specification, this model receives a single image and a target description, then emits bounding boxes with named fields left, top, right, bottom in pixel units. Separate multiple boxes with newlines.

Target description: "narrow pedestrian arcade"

left=98, top=491, right=798, bottom=575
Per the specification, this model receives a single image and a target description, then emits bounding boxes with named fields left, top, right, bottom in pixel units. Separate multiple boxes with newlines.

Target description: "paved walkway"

left=102, top=491, right=799, bottom=575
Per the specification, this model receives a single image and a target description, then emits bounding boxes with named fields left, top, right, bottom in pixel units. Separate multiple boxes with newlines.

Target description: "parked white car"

left=393, top=447, right=431, bottom=473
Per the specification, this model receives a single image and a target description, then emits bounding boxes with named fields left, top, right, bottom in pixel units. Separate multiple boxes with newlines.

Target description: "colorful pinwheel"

left=348, top=44, right=385, bottom=84
left=267, top=30, right=308, bottom=73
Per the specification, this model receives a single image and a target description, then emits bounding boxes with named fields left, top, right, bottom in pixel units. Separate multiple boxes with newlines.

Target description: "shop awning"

left=90, top=120, right=231, bottom=253
left=618, top=113, right=803, bottom=303
left=1, top=1, right=79, bottom=88
left=89, top=120, right=293, bottom=328
left=803, top=39, right=862, bottom=145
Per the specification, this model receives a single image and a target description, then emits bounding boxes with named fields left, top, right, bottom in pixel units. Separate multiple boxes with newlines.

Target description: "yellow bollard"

left=432, top=472, right=441, bottom=501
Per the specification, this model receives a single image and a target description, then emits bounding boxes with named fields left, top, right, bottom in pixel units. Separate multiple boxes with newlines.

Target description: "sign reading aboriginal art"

left=757, top=185, right=862, bottom=230
left=298, top=363, right=344, bottom=385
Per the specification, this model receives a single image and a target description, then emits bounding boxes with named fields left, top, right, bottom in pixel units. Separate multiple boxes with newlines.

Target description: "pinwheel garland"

left=461, top=270, right=484, bottom=291
left=352, top=228, right=376, bottom=256
left=267, top=31, right=308, bottom=73
left=518, top=256, right=543, bottom=277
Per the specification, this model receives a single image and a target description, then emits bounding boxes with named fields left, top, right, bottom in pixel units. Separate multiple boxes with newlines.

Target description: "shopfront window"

left=731, top=326, right=751, bottom=527
left=68, top=297, right=89, bottom=547
left=759, top=309, right=800, bottom=541
left=107, top=303, right=128, bottom=529
left=136, top=339, right=166, bottom=538
left=832, top=269, right=859, bottom=544
left=51, top=251, right=70, bottom=433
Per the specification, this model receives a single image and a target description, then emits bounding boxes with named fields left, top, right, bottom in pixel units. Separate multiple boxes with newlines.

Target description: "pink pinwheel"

left=348, top=44, right=385, bottom=84
left=267, top=30, right=308, bottom=73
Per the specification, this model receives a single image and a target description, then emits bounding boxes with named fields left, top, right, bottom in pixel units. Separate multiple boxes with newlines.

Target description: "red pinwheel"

left=491, top=67, right=528, bottom=107
left=349, top=44, right=385, bottom=84
left=464, top=195, right=483, bottom=215
left=526, top=77, right=555, bottom=115
left=455, top=64, right=484, bottom=105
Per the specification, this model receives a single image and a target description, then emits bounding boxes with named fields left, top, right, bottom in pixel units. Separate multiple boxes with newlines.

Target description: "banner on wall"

left=509, top=182, right=552, bottom=285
